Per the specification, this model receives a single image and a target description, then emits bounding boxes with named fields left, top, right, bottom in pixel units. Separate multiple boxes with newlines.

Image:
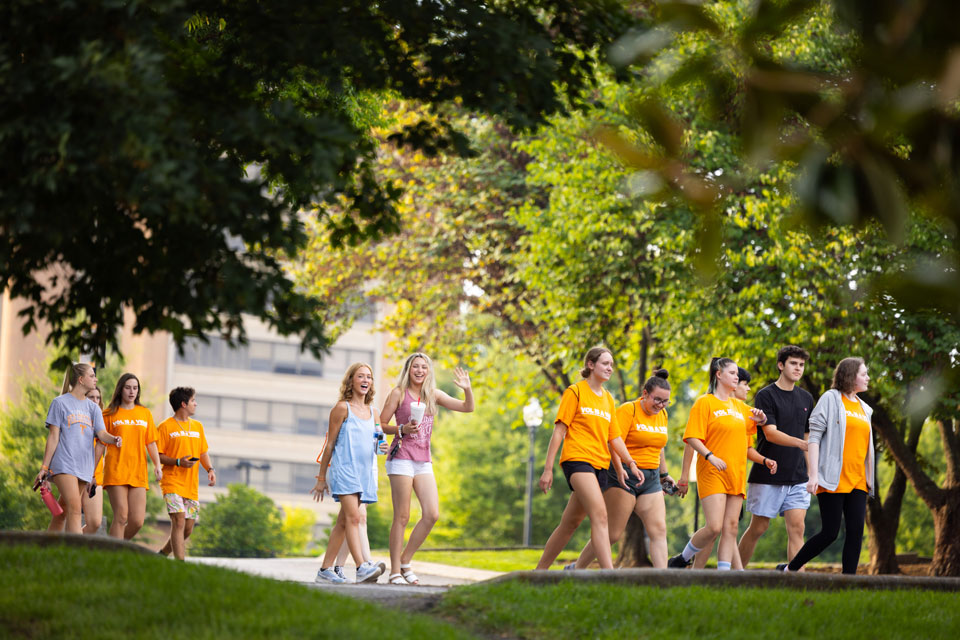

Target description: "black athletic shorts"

left=560, top=460, right=610, bottom=492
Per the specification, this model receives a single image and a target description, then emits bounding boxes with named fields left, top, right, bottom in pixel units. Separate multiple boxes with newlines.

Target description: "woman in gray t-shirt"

left=36, top=363, right=121, bottom=534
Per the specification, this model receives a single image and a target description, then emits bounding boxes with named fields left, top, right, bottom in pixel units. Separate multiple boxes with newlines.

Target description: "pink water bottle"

left=40, top=486, right=63, bottom=517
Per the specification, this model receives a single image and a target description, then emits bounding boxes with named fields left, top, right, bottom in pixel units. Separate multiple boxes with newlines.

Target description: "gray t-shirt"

left=46, top=393, right=106, bottom=482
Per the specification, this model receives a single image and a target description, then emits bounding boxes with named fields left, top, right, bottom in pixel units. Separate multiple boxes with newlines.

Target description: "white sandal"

left=389, top=573, right=407, bottom=585
left=400, top=564, right=420, bottom=585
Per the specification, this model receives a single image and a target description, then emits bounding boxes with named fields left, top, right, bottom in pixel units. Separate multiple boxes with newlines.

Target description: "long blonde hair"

left=61, top=363, right=93, bottom=394
left=339, top=363, right=375, bottom=405
left=397, top=353, right=437, bottom=415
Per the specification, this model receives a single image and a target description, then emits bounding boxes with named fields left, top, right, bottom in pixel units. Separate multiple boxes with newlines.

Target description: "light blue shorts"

left=745, top=482, right=810, bottom=518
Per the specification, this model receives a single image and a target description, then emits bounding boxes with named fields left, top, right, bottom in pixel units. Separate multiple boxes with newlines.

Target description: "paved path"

left=188, top=555, right=503, bottom=603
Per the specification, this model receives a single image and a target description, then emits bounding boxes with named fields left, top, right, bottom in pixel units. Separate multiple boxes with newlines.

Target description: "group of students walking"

left=535, top=345, right=874, bottom=575
left=36, top=344, right=872, bottom=578
left=35, top=363, right=215, bottom=560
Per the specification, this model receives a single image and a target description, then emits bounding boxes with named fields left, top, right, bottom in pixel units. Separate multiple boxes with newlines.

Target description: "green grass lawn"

left=0, top=545, right=473, bottom=640
left=399, top=548, right=580, bottom=572
left=436, top=580, right=960, bottom=640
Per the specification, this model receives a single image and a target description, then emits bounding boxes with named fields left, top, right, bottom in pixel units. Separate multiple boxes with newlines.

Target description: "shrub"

left=191, top=484, right=285, bottom=557
left=280, top=506, right=316, bottom=556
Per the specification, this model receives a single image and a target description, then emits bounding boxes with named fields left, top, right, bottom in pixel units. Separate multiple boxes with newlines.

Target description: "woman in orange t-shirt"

left=102, top=373, right=162, bottom=540
left=569, top=369, right=677, bottom=569
left=784, top=357, right=873, bottom=574
left=535, top=346, right=642, bottom=571
left=670, top=358, right=776, bottom=570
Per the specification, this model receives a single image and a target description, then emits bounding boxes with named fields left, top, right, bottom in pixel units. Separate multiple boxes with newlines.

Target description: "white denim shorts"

left=745, top=482, right=810, bottom=518
left=385, top=459, right=434, bottom=477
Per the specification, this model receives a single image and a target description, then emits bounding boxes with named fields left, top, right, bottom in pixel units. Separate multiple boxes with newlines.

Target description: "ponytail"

left=61, top=363, right=92, bottom=394
left=580, top=345, right=613, bottom=379
left=708, top=357, right=736, bottom=394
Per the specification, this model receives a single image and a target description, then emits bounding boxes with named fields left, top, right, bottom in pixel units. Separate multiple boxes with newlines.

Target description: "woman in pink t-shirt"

left=380, top=353, right=474, bottom=585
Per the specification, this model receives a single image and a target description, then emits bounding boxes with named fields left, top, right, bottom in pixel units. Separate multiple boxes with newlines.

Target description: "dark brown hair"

left=831, top=357, right=864, bottom=394
left=777, top=345, right=810, bottom=366
left=169, top=386, right=196, bottom=412
left=105, top=373, right=143, bottom=416
left=643, top=369, right=670, bottom=393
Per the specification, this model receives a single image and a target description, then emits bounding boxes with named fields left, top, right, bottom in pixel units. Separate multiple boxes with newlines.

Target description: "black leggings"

left=788, top=489, right=867, bottom=574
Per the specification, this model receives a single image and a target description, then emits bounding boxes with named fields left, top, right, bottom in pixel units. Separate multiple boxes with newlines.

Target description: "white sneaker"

left=355, top=560, right=386, bottom=583
left=315, top=567, right=346, bottom=584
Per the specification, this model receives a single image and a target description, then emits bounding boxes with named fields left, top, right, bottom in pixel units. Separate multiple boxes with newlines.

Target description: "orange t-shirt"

left=617, top=401, right=668, bottom=469
left=102, top=405, right=158, bottom=489
left=557, top=380, right=619, bottom=470
left=157, top=416, right=209, bottom=501
left=94, top=449, right=105, bottom=485
left=683, top=394, right=757, bottom=498
left=819, top=396, right=870, bottom=494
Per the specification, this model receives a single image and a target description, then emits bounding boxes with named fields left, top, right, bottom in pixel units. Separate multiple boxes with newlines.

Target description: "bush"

left=191, top=484, right=285, bottom=558
left=280, top=506, right=316, bottom=556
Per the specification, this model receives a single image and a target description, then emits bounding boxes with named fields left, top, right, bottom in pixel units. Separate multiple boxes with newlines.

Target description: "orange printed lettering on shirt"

left=66, top=413, right=93, bottom=433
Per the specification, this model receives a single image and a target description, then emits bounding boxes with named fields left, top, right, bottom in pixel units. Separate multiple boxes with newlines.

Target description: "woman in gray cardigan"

left=782, top=357, right=874, bottom=574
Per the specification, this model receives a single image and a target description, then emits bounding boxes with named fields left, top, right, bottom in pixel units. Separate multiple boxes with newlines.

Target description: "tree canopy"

left=0, top=0, right=633, bottom=363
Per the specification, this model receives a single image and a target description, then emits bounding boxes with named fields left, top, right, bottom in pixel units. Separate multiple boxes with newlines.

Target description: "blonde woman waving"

left=381, top=353, right=474, bottom=585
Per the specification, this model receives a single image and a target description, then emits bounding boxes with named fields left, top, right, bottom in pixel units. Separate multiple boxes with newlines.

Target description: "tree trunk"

left=865, top=466, right=906, bottom=574
left=616, top=513, right=652, bottom=568
left=931, top=487, right=960, bottom=576
left=864, top=400, right=960, bottom=575
left=865, top=408, right=925, bottom=574
left=616, top=328, right=654, bottom=568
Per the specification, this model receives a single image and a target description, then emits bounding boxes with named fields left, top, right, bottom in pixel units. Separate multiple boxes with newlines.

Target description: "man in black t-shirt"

left=738, top=345, right=815, bottom=568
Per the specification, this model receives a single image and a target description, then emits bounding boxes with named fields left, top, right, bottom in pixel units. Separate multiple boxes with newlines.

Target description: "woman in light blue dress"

left=311, top=363, right=386, bottom=584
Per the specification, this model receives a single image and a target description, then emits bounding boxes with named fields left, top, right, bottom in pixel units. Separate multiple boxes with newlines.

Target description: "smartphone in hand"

left=188, top=457, right=200, bottom=462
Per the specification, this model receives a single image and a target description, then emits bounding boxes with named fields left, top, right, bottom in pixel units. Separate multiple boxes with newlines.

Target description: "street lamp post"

left=522, top=398, right=543, bottom=548
left=235, top=460, right=271, bottom=487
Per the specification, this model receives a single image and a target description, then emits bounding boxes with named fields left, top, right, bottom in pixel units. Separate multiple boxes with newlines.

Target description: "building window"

left=208, top=455, right=319, bottom=495
left=193, top=394, right=330, bottom=436
left=176, top=336, right=373, bottom=380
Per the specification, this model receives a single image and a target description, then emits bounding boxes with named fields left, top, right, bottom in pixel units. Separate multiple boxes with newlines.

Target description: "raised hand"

left=453, top=367, right=471, bottom=391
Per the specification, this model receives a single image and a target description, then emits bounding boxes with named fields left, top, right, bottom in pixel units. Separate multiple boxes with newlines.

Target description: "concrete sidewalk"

left=188, top=554, right=502, bottom=590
